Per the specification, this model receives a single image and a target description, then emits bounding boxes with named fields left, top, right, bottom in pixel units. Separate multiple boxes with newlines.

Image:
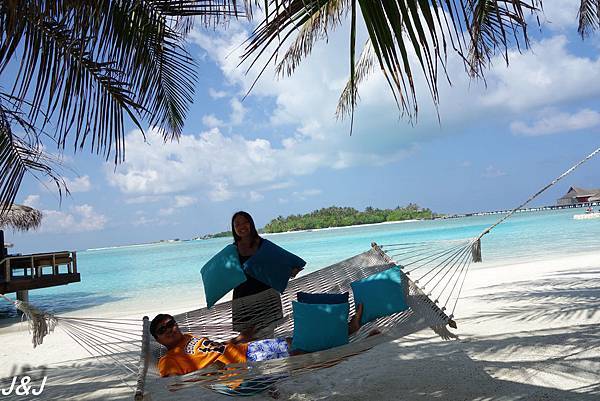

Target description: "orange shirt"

left=158, top=334, right=248, bottom=377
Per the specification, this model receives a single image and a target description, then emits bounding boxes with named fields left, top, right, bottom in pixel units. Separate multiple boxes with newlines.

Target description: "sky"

left=6, top=1, right=600, bottom=253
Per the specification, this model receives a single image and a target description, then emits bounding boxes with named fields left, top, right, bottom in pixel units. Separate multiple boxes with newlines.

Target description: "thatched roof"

left=559, top=187, right=600, bottom=200
left=0, top=204, right=43, bottom=231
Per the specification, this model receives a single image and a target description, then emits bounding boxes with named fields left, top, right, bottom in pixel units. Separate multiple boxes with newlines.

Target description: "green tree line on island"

left=201, top=204, right=438, bottom=238
left=263, top=205, right=438, bottom=233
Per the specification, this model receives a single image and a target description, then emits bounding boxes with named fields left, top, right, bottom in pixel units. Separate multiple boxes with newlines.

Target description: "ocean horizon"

left=2, top=208, right=599, bottom=318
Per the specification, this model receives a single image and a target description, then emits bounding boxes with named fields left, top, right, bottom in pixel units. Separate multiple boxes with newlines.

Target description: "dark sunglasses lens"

left=157, top=319, right=175, bottom=335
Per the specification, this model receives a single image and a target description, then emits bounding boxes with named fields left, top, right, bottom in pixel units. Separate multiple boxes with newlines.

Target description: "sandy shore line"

left=0, top=252, right=599, bottom=400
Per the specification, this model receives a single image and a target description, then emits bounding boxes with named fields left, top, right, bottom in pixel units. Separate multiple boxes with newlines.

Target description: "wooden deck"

left=1, top=251, right=80, bottom=294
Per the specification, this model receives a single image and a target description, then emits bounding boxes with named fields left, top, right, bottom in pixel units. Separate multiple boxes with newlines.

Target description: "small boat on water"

left=573, top=210, right=600, bottom=220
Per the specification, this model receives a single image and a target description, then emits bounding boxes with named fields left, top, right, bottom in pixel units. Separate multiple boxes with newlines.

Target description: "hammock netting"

left=7, top=240, right=475, bottom=399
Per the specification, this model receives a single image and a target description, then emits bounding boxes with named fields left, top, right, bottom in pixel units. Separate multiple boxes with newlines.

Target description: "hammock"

left=5, top=241, right=465, bottom=399
left=2, top=146, right=599, bottom=400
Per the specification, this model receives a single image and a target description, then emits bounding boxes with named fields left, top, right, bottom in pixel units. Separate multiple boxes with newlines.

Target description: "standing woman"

left=231, top=211, right=300, bottom=334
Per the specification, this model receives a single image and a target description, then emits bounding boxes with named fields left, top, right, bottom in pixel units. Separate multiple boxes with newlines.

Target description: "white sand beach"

left=1, top=252, right=599, bottom=401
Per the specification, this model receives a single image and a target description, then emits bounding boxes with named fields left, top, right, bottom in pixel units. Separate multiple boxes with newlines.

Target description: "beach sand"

left=0, top=252, right=599, bottom=400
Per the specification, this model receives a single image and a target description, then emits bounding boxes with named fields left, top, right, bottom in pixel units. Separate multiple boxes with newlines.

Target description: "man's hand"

left=227, top=326, right=257, bottom=344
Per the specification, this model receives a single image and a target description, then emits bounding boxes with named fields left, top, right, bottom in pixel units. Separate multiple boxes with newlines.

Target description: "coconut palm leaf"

left=0, top=101, right=65, bottom=211
left=465, top=0, right=539, bottom=78
left=243, top=1, right=542, bottom=125
left=275, top=0, right=349, bottom=78
left=0, top=1, right=199, bottom=161
left=336, top=38, right=374, bottom=119
left=578, top=0, right=600, bottom=38
left=0, top=0, right=247, bottom=204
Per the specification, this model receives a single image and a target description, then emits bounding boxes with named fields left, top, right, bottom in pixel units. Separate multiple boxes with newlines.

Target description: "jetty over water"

left=1, top=251, right=80, bottom=302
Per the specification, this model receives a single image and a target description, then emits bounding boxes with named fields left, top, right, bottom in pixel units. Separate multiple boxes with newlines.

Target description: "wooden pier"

left=1, top=251, right=80, bottom=301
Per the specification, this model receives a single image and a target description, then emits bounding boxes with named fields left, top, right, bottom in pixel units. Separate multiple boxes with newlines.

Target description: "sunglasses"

left=156, top=318, right=176, bottom=336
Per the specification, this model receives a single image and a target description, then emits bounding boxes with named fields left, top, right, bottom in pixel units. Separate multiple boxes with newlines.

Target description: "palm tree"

left=241, top=1, right=600, bottom=128
left=0, top=0, right=246, bottom=211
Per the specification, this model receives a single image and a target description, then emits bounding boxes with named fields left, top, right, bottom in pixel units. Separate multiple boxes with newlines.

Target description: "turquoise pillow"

left=200, top=244, right=247, bottom=308
left=350, top=266, right=408, bottom=325
left=291, top=301, right=349, bottom=352
left=243, top=239, right=306, bottom=293
left=297, top=291, right=349, bottom=305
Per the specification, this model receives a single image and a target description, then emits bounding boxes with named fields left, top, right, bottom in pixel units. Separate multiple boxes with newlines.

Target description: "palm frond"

left=578, top=0, right=600, bottom=38
left=243, top=0, right=544, bottom=125
left=275, top=0, right=349, bottom=77
left=0, top=1, right=250, bottom=163
left=465, top=0, right=540, bottom=78
left=336, top=38, right=375, bottom=119
left=0, top=101, right=66, bottom=210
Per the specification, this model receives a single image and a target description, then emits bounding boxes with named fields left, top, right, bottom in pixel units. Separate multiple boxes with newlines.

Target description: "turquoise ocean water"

left=2, top=208, right=599, bottom=317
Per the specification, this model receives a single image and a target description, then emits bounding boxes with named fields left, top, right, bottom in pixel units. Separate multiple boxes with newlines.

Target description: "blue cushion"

left=297, top=292, right=349, bottom=305
left=350, top=266, right=408, bottom=325
left=243, top=239, right=306, bottom=293
left=200, top=244, right=247, bottom=308
left=291, top=301, right=349, bottom=352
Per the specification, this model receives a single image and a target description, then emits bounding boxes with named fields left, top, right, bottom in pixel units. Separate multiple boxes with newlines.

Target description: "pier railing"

left=0, top=251, right=79, bottom=295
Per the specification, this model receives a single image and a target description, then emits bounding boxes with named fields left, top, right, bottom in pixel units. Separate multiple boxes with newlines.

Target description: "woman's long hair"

left=231, top=211, right=260, bottom=245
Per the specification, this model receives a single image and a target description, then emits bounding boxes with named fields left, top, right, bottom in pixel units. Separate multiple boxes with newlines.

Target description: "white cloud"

left=174, top=195, right=197, bottom=208
left=248, top=191, right=264, bottom=201
left=42, top=175, right=92, bottom=194
left=159, top=207, right=175, bottom=216
left=125, top=195, right=164, bottom=204
left=133, top=215, right=161, bottom=227
left=536, top=0, right=580, bottom=31
left=202, top=114, right=224, bottom=127
left=292, top=188, right=322, bottom=200
left=209, top=181, right=233, bottom=202
left=209, top=88, right=228, bottom=99
left=64, top=175, right=92, bottom=193
left=482, top=36, right=600, bottom=112
left=482, top=165, right=507, bottom=178
left=23, top=195, right=40, bottom=208
left=202, top=98, right=247, bottom=128
left=460, top=161, right=472, bottom=168
left=229, top=98, right=246, bottom=125
left=511, top=108, right=600, bottom=136
left=105, top=10, right=600, bottom=204
left=39, top=204, right=107, bottom=233
left=108, top=128, right=353, bottom=200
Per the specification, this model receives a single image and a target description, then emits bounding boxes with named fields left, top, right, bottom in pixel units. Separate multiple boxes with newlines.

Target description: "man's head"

left=150, top=314, right=183, bottom=349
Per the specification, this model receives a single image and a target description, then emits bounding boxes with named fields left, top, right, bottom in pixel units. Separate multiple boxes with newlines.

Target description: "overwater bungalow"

left=557, top=187, right=600, bottom=206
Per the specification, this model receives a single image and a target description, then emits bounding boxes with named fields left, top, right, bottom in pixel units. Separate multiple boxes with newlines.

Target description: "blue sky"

left=6, top=1, right=600, bottom=253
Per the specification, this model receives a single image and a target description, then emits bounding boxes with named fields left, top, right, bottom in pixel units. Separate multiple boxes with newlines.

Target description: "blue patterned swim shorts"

left=246, top=338, right=290, bottom=362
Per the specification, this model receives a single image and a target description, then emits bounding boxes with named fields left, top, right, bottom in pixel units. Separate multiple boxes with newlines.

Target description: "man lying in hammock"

left=151, top=304, right=367, bottom=377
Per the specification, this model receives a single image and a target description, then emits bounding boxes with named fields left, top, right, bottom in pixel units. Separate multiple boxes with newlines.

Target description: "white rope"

left=1, top=293, right=57, bottom=348
left=476, top=146, right=600, bottom=241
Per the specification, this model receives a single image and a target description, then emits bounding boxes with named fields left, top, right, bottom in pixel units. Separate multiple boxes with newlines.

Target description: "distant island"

left=197, top=204, right=438, bottom=239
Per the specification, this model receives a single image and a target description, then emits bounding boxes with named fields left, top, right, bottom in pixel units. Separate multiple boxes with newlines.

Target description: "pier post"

left=16, top=290, right=29, bottom=303
left=16, top=290, right=29, bottom=315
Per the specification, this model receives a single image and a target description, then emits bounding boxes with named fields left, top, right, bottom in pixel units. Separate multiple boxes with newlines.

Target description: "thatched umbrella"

left=0, top=204, right=43, bottom=231
left=0, top=204, right=43, bottom=259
